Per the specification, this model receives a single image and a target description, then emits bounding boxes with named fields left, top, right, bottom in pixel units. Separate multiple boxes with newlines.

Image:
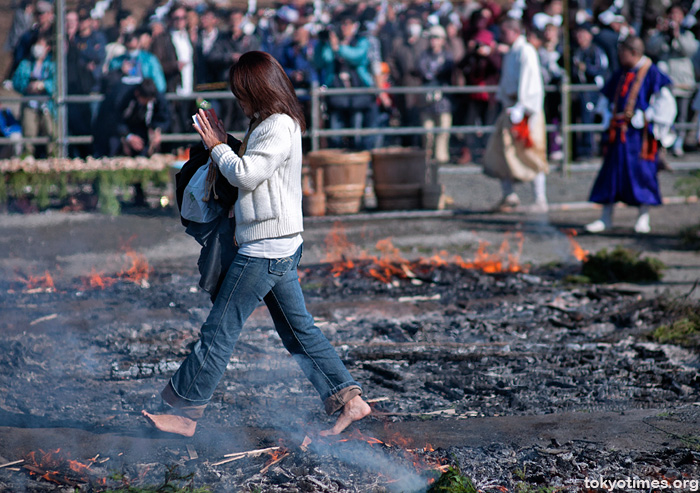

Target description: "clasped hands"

left=193, top=108, right=227, bottom=150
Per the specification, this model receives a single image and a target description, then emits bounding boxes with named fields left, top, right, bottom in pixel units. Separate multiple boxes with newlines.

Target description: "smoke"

left=286, top=427, right=431, bottom=492
left=520, top=215, right=582, bottom=263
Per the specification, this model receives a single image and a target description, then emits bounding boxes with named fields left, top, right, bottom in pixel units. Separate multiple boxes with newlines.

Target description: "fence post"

left=311, top=81, right=320, bottom=152
left=560, top=73, right=571, bottom=176
left=55, top=0, right=68, bottom=158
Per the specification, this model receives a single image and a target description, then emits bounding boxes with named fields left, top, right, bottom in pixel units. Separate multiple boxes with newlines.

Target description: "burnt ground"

left=0, top=200, right=699, bottom=492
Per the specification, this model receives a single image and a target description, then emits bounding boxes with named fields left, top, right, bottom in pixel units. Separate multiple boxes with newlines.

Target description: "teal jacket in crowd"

left=12, top=56, right=57, bottom=115
left=109, top=50, right=167, bottom=93
left=314, top=36, right=373, bottom=88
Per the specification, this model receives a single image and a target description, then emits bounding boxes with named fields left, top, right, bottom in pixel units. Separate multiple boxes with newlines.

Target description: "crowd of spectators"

left=3, top=0, right=700, bottom=162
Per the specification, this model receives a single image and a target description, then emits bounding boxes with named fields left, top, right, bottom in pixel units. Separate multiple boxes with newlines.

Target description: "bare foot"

left=141, top=410, right=197, bottom=437
left=319, top=396, right=371, bottom=436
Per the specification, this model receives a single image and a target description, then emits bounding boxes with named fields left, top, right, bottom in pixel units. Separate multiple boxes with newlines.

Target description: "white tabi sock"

left=532, top=172, right=547, bottom=205
left=635, top=205, right=651, bottom=233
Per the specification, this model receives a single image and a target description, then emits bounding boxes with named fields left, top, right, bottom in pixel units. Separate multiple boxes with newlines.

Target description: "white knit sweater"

left=210, top=113, right=304, bottom=244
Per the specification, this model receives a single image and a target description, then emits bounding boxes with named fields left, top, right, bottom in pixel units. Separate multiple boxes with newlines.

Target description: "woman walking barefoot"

left=142, top=51, right=370, bottom=437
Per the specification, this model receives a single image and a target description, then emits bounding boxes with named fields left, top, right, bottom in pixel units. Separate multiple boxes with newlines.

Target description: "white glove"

left=508, top=104, right=525, bottom=124
left=630, top=109, right=645, bottom=129
left=644, top=106, right=655, bottom=123
left=601, top=110, right=612, bottom=130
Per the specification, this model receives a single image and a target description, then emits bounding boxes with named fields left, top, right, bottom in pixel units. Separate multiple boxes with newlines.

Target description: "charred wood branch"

left=0, top=459, right=24, bottom=468
left=212, top=446, right=282, bottom=466
left=362, top=363, right=405, bottom=381
left=347, top=341, right=522, bottom=362
left=424, top=380, right=466, bottom=400
left=369, top=375, right=407, bottom=392
left=260, top=451, right=290, bottom=475
left=22, top=464, right=82, bottom=487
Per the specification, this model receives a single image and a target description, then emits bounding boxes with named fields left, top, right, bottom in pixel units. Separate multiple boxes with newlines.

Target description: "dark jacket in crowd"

left=195, top=28, right=228, bottom=85
left=92, top=75, right=170, bottom=157
left=116, top=85, right=171, bottom=141
left=150, top=31, right=181, bottom=93
left=207, top=30, right=261, bottom=84
left=571, top=42, right=609, bottom=86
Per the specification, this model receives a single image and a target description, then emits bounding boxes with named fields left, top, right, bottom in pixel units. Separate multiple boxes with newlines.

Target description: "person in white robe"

left=483, top=18, right=549, bottom=213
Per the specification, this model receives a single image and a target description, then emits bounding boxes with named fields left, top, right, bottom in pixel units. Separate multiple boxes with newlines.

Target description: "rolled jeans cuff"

left=161, top=380, right=207, bottom=420
left=324, top=385, right=362, bottom=415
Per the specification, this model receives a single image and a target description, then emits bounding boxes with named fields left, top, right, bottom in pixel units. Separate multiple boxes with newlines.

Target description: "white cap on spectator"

left=507, top=0, right=526, bottom=20
left=599, top=9, right=621, bottom=25
left=36, top=1, right=53, bottom=14
left=428, top=24, right=447, bottom=38
left=277, top=5, right=299, bottom=24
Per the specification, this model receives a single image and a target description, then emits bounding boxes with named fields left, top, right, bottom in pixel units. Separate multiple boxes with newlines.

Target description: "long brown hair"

left=229, top=51, right=306, bottom=132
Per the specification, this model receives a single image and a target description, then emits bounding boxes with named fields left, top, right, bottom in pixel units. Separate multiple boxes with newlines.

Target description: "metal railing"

left=1, top=80, right=697, bottom=172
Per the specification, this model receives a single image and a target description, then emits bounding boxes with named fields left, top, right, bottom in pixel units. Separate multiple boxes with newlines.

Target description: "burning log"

left=564, top=229, right=590, bottom=262
left=22, top=450, right=88, bottom=487
left=23, top=464, right=81, bottom=487
left=321, top=224, right=533, bottom=287
left=19, top=449, right=108, bottom=488
left=16, top=270, right=55, bottom=293
left=260, top=449, right=290, bottom=474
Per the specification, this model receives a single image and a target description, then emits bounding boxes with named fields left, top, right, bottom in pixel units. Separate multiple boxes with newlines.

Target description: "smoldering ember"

left=0, top=208, right=699, bottom=493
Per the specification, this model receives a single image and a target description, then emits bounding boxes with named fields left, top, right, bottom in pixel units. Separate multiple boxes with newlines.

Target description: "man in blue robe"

left=586, top=36, right=677, bottom=234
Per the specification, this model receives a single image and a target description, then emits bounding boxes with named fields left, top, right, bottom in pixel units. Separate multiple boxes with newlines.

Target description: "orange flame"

left=367, top=238, right=413, bottom=283
left=24, top=448, right=101, bottom=485
left=82, top=268, right=118, bottom=290
left=324, top=222, right=360, bottom=263
left=67, top=459, right=91, bottom=475
left=564, top=229, right=589, bottom=261
left=118, top=250, right=151, bottom=285
left=266, top=449, right=287, bottom=461
left=420, top=251, right=449, bottom=267
left=332, top=429, right=450, bottom=475
left=337, top=429, right=386, bottom=446
left=331, top=258, right=355, bottom=278
left=78, top=248, right=151, bottom=290
left=17, top=270, right=55, bottom=292
left=323, top=223, right=529, bottom=284
left=456, top=233, right=527, bottom=273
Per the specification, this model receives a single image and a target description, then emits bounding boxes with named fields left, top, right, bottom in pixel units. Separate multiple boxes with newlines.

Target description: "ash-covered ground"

left=0, top=206, right=699, bottom=492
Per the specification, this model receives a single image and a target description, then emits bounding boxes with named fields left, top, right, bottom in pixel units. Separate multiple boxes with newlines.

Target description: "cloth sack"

left=483, top=112, right=549, bottom=182
left=175, top=134, right=241, bottom=227
left=181, top=161, right=220, bottom=223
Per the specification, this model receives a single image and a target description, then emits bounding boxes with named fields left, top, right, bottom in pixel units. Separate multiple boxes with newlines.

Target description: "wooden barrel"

left=302, top=192, right=326, bottom=216
left=308, top=149, right=370, bottom=215
left=302, top=166, right=326, bottom=216
left=422, top=183, right=445, bottom=210
left=371, top=147, right=426, bottom=210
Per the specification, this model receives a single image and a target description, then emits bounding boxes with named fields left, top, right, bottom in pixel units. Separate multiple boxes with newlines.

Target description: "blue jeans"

left=164, top=245, right=361, bottom=417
